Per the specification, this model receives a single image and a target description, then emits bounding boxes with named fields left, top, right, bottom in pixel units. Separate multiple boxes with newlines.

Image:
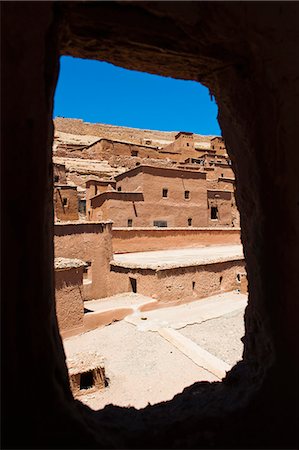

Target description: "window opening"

left=62, top=198, right=68, bottom=207
left=79, top=199, right=86, bottom=214
left=131, top=150, right=138, bottom=157
left=54, top=175, right=59, bottom=183
left=129, top=277, right=137, bottom=293
left=162, top=188, right=168, bottom=198
left=127, top=219, right=133, bottom=227
left=185, top=190, right=190, bottom=199
left=211, top=206, right=218, bottom=220
left=188, top=218, right=192, bottom=226
left=117, top=186, right=122, bottom=191
left=153, top=220, right=167, bottom=227
left=80, top=371, right=94, bottom=390
left=192, top=281, right=196, bottom=290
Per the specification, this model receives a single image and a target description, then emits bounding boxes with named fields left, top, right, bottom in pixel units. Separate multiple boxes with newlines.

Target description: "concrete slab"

left=112, top=244, right=244, bottom=270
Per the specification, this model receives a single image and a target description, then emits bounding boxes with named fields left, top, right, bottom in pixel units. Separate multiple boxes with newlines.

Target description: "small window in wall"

left=185, top=190, right=190, bottom=199
left=79, top=199, right=86, bottom=214
left=83, top=261, right=92, bottom=280
left=153, top=220, right=167, bottom=227
left=62, top=198, right=68, bottom=207
left=117, top=186, right=122, bottom=191
left=192, top=281, right=196, bottom=290
left=211, top=206, right=218, bottom=220
left=127, top=219, right=133, bottom=227
left=186, top=143, right=189, bottom=147
left=188, top=218, right=192, bottom=226
left=162, top=188, right=168, bottom=198
left=95, top=185, right=98, bottom=195
left=129, top=277, right=137, bottom=293
left=221, top=173, right=224, bottom=177
left=54, top=175, right=59, bottom=183
left=131, top=150, right=139, bottom=157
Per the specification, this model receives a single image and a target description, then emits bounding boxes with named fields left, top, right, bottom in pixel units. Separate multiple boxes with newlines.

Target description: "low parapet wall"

left=112, top=227, right=241, bottom=254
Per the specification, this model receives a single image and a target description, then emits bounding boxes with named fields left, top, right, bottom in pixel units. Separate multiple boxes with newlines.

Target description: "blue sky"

left=54, top=56, right=221, bottom=136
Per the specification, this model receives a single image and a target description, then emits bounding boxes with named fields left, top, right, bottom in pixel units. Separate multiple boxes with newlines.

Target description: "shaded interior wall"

left=112, top=227, right=241, bottom=253
left=54, top=222, right=113, bottom=300
left=109, top=259, right=245, bottom=303
left=2, top=2, right=298, bottom=449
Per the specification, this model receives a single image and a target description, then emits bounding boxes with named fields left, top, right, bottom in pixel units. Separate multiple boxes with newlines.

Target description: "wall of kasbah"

left=54, top=117, right=212, bottom=147
left=83, top=139, right=166, bottom=160
left=112, top=227, right=241, bottom=253
left=109, top=259, right=245, bottom=303
left=54, top=187, right=79, bottom=221
left=3, top=2, right=297, bottom=450
left=97, top=199, right=207, bottom=227
left=54, top=223, right=113, bottom=299
left=55, top=267, right=84, bottom=336
left=53, top=164, right=67, bottom=184
left=208, top=191, right=233, bottom=227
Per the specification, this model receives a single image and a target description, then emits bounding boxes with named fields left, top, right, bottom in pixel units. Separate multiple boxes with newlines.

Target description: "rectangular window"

left=62, top=198, right=68, bottom=207
left=162, top=188, right=168, bottom=198
left=127, top=219, right=133, bottom=227
left=117, top=186, right=122, bottom=192
left=131, top=150, right=138, bottom=157
left=185, top=190, right=190, bottom=199
left=54, top=175, right=59, bottom=183
left=211, top=206, right=218, bottom=220
left=95, top=185, right=98, bottom=195
left=153, top=220, right=167, bottom=227
left=79, top=199, right=86, bottom=214
left=188, top=218, right=192, bottom=226
left=129, top=277, right=137, bottom=293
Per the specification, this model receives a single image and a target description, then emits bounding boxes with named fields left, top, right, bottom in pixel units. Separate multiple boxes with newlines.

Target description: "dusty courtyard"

left=63, top=291, right=247, bottom=410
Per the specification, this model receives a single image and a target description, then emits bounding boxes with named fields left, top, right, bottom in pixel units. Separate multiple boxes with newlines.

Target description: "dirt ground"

left=63, top=291, right=246, bottom=410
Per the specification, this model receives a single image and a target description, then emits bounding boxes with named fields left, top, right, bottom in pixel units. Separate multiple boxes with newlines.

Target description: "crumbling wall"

left=109, top=259, right=245, bottom=303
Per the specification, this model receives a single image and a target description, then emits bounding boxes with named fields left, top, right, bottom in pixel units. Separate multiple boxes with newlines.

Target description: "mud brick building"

left=54, top=185, right=79, bottom=221
left=87, top=165, right=209, bottom=227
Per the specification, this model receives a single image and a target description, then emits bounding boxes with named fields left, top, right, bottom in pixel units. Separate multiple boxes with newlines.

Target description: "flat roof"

left=111, top=244, right=244, bottom=271
left=115, top=165, right=207, bottom=182
left=175, top=131, right=194, bottom=139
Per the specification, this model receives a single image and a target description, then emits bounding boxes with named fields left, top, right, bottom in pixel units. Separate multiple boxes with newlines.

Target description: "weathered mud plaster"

left=2, top=2, right=298, bottom=449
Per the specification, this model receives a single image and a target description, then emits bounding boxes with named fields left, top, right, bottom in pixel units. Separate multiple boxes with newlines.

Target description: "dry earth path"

left=63, top=291, right=246, bottom=410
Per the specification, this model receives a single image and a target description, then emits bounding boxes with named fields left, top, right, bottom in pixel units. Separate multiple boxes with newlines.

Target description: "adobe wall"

left=54, top=117, right=212, bottom=147
left=53, top=163, right=67, bottom=184
left=112, top=227, right=241, bottom=253
left=54, top=187, right=78, bottom=221
left=55, top=266, right=84, bottom=337
left=54, top=222, right=113, bottom=299
left=3, top=2, right=297, bottom=449
left=109, top=259, right=245, bottom=304
left=83, top=139, right=164, bottom=161
left=207, top=190, right=233, bottom=227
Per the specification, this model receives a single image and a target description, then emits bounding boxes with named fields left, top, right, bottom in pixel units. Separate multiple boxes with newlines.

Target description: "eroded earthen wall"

left=2, top=2, right=297, bottom=449
left=55, top=266, right=84, bottom=336
left=54, top=222, right=113, bottom=299
left=109, top=259, right=245, bottom=303
left=112, top=227, right=241, bottom=253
